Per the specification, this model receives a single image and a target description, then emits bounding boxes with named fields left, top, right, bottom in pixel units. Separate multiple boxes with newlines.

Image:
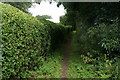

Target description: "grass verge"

left=21, top=40, right=69, bottom=79
left=28, top=48, right=63, bottom=78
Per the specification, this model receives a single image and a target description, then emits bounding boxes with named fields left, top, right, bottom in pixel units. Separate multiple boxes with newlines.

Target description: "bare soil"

left=60, top=35, right=72, bottom=78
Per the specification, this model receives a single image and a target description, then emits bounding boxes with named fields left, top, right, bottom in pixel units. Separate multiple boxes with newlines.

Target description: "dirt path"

left=60, top=34, right=72, bottom=79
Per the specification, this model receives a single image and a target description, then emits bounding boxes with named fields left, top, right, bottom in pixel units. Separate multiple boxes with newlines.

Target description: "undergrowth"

left=20, top=41, right=68, bottom=79
left=68, top=31, right=120, bottom=78
left=26, top=47, right=64, bottom=79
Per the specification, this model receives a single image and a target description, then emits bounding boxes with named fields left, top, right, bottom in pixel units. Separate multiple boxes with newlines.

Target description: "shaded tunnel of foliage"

left=59, top=2, right=120, bottom=78
left=0, top=2, right=72, bottom=79
left=60, top=2, right=120, bottom=58
left=35, top=16, right=72, bottom=50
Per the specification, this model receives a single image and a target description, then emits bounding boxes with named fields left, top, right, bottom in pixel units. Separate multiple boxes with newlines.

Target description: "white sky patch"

left=28, top=1, right=66, bottom=23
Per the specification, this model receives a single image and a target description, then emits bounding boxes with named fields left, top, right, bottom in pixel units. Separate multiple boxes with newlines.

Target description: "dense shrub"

left=0, top=2, right=50, bottom=78
left=88, top=22, right=119, bottom=53
left=76, top=19, right=120, bottom=58
left=36, top=18, right=72, bottom=50
left=0, top=2, right=72, bottom=79
left=74, top=19, right=120, bottom=78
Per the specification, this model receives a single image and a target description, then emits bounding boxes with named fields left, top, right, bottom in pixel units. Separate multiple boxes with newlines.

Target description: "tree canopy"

left=4, top=2, right=32, bottom=13
left=59, top=2, right=120, bottom=28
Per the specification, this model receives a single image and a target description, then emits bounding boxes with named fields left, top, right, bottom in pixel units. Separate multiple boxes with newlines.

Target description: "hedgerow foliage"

left=0, top=2, right=72, bottom=79
left=35, top=18, right=72, bottom=50
left=0, top=2, right=50, bottom=78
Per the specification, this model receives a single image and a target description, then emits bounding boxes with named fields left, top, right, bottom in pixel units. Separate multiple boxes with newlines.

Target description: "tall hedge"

left=36, top=18, right=72, bottom=50
left=0, top=2, right=72, bottom=79
left=0, top=2, right=50, bottom=78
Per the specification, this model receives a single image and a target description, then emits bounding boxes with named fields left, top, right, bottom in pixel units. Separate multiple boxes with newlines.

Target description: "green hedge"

left=0, top=2, right=50, bottom=78
left=36, top=18, right=72, bottom=50
left=0, top=2, right=72, bottom=79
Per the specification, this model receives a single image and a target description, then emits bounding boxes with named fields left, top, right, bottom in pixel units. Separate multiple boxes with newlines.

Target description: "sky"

left=28, top=1, right=66, bottom=23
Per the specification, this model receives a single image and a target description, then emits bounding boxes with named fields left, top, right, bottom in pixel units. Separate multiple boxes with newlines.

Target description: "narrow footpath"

left=60, top=34, right=72, bottom=79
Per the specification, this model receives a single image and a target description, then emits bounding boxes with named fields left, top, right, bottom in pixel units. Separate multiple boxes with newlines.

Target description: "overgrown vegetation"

left=68, top=31, right=120, bottom=78
left=27, top=45, right=64, bottom=78
left=60, top=2, right=120, bottom=78
left=77, top=19, right=119, bottom=59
